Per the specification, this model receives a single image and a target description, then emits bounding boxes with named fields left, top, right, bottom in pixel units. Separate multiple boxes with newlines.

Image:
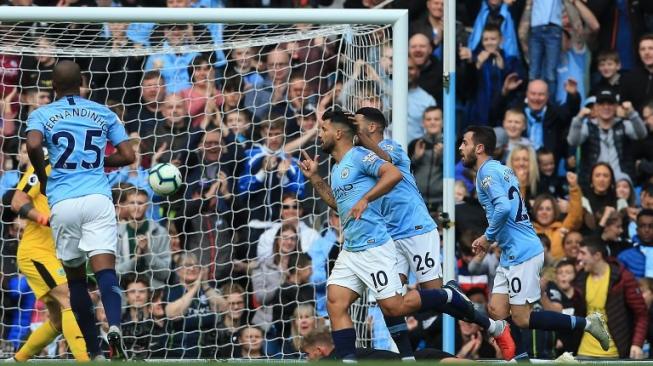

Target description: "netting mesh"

left=0, top=19, right=394, bottom=359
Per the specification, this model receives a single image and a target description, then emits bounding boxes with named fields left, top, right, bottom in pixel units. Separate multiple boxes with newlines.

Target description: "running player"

left=458, top=125, right=611, bottom=358
left=300, top=109, right=475, bottom=360
left=6, top=155, right=89, bottom=361
left=354, top=107, right=515, bottom=360
left=25, top=60, right=135, bottom=360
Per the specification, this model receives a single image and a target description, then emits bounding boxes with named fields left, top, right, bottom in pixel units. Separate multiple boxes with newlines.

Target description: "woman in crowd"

left=506, top=143, right=539, bottom=212
left=581, top=162, right=620, bottom=232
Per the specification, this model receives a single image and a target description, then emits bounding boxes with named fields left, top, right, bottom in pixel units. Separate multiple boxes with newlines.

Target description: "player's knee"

left=327, top=296, right=348, bottom=316
left=49, top=285, right=71, bottom=308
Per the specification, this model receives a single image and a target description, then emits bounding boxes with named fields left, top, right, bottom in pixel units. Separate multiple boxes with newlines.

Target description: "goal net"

left=0, top=15, right=396, bottom=360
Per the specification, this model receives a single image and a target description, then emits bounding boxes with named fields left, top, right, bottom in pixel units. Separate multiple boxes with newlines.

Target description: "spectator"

left=541, top=259, right=584, bottom=355
left=502, top=79, right=580, bottom=164
left=273, top=252, right=315, bottom=340
left=594, top=207, right=631, bottom=257
left=216, top=283, right=249, bottom=358
left=553, top=0, right=599, bottom=106
left=251, top=223, right=301, bottom=330
left=468, top=24, right=523, bottom=126
left=243, top=47, right=292, bottom=121
left=633, top=100, right=653, bottom=183
left=533, top=172, right=583, bottom=259
left=181, top=55, right=223, bottom=128
left=123, top=70, right=165, bottom=140
left=225, top=47, right=264, bottom=90
left=617, top=209, right=653, bottom=280
left=591, top=51, right=623, bottom=96
left=506, top=143, right=539, bottom=208
left=581, top=163, right=619, bottom=232
left=238, top=117, right=305, bottom=223
left=567, top=89, right=647, bottom=186
left=256, top=194, right=320, bottom=260
left=408, top=32, right=443, bottom=106
left=89, top=21, right=144, bottom=106
left=144, top=24, right=199, bottom=93
left=407, top=57, right=437, bottom=142
left=455, top=318, right=501, bottom=360
left=407, top=106, right=443, bottom=213
left=307, top=209, right=340, bottom=318
left=536, top=147, right=566, bottom=198
left=149, top=93, right=202, bottom=166
left=165, top=252, right=224, bottom=359
left=467, top=0, right=520, bottom=60
left=620, top=34, right=653, bottom=113
left=575, top=238, right=648, bottom=359
left=223, top=109, right=254, bottom=150
left=499, top=108, right=531, bottom=159
left=526, top=0, right=563, bottom=95
left=115, top=188, right=171, bottom=289
left=641, top=183, right=653, bottom=210
left=236, top=326, right=265, bottom=359
left=563, top=231, right=583, bottom=261
left=221, top=75, right=245, bottom=114
left=121, top=275, right=167, bottom=360
left=282, top=304, right=322, bottom=358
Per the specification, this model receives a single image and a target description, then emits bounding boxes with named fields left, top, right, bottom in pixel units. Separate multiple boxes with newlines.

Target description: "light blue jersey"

left=476, top=159, right=543, bottom=266
left=331, top=146, right=391, bottom=252
left=379, top=139, right=436, bottom=239
left=26, top=95, right=129, bottom=207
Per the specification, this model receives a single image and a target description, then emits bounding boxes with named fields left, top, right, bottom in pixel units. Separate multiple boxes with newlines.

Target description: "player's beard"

left=321, top=139, right=334, bottom=154
left=462, top=150, right=477, bottom=168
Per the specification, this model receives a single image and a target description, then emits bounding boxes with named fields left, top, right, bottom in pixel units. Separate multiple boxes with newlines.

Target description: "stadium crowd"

left=1, top=0, right=653, bottom=361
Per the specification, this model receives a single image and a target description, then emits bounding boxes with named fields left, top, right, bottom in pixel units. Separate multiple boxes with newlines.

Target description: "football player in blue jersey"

left=459, top=125, right=611, bottom=358
left=26, top=60, right=135, bottom=360
left=299, top=109, right=475, bottom=361
left=354, top=107, right=515, bottom=360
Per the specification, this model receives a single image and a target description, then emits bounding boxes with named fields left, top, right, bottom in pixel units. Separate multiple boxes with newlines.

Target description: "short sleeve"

left=358, top=149, right=385, bottom=177
left=479, top=167, right=508, bottom=202
left=107, top=111, right=129, bottom=146
left=25, top=110, right=45, bottom=134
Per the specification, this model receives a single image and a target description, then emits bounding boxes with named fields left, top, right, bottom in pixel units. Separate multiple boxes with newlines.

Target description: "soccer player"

left=25, top=60, right=135, bottom=360
left=300, top=109, right=475, bottom=360
left=353, top=107, right=515, bottom=360
left=458, top=125, right=611, bottom=358
left=6, top=157, right=89, bottom=361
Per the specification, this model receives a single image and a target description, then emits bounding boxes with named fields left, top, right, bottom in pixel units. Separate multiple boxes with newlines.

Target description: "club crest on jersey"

left=362, top=152, right=378, bottom=163
left=341, top=167, right=350, bottom=179
left=28, top=174, right=39, bottom=186
left=481, top=176, right=492, bottom=190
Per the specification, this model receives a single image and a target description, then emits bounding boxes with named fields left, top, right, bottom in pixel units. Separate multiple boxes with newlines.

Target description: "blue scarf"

left=525, top=106, right=546, bottom=150
left=468, top=1, right=520, bottom=58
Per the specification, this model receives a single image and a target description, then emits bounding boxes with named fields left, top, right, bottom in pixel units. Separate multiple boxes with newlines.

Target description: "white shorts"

left=50, top=194, right=117, bottom=266
left=492, top=252, right=544, bottom=305
left=327, top=240, right=403, bottom=300
left=395, top=230, right=442, bottom=283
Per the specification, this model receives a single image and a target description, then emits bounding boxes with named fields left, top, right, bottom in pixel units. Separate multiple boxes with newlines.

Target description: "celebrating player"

left=5, top=155, right=89, bottom=361
left=25, top=60, right=135, bottom=360
left=300, top=109, right=475, bottom=360
left=353, top=107, right=515, bottom=360
left=458, top=125, right=611, bottom=358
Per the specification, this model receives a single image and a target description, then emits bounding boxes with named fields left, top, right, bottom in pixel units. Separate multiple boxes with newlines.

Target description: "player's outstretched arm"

left=26, top=131, right=48, bottom=194
left=10, top=190, right=48, bottom=226
left=299, top=151, right=337, bottom=210
left=105, top=140, right=136, bottom=167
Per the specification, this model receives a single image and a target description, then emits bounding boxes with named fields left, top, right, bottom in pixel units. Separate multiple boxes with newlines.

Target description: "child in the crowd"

left=590, top=50, right=622, bottom=96
left=469, top=24, right=522, bottom=126
left=536, top=147, right=566, bottom=199
left=543, top=260, right=584, bottom=355
left=500, top=108, right=531, bottom=159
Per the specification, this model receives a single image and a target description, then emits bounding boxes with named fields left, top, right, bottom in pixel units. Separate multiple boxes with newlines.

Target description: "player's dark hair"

left=356, top=107, right=387, bottom=128
left=52, top=60, right=82, bottom=94
left=579, top=236, right=608, bottom=259
left=464, top=125, right=496, bottom=156
left=322, top=108, right=357, bottom=137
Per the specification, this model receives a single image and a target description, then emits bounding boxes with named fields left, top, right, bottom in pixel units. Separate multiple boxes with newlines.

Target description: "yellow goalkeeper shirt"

left=16, top=164, right=54, bottom=253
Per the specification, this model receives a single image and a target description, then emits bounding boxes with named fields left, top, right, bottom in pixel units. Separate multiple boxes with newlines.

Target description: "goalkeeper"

left=6, top=157, right=89, bottom=361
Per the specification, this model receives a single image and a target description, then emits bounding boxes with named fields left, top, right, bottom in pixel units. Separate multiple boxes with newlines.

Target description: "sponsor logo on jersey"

left=362, top=152, right=378, bottom=163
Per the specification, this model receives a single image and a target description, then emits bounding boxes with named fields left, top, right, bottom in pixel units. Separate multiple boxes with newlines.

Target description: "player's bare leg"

left=87, top=253, right=126, bottom=360
left=326, top=285, right=360, bottom=359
